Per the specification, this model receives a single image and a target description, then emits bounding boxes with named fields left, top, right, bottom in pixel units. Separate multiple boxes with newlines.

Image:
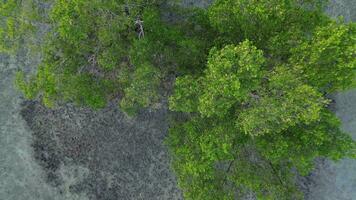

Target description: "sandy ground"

left=302, top=89, right=356, bottom=200
left=0, top=54, right=68, bottom=200
left=1, top=53, right=183, bottom=200
left=0, top=0, right=355, bottom=200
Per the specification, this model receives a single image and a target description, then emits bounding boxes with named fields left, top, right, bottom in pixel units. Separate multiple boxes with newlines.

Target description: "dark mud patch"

left=20, top=101, right=63, bottom=187
left=20, top=101, right=182, bottom=200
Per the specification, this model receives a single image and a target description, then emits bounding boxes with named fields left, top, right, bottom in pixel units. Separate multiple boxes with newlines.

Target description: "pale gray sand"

left=0, top=55, right=73, bottom=200
left=304, top=89, right=356, bottom=200
left=1, top=51, right=183, bottom=200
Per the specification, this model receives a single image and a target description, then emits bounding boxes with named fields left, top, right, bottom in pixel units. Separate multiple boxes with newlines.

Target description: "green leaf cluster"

left=168, top=0, right=356, bottom=199
left=13, top=0, right=206, bottom=113
left=290, top=22, right=356, bottom=92
left=120, top=63, right=160, bottom=115
left=5, top=0, right=356, bottom=199
left=0, top=0, right=41, bottom=53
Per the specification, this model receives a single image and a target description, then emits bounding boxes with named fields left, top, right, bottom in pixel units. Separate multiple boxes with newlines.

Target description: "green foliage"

left=129, top=8, right=207, bottom=72
left=256, top=109, right=356, bottom=175
left=208, top=0, right=329, bottom=50
left=167, top=115, right=305, bottom=200
left=169, top=75, right=200, bottom=113
left=0, top=0, right=40, bottom=53
left=120, top=63, right=160, bottom=115
left=50, top=0, right=132, bottom=70
left=170, top=41, right=265, bottom=117
left=13, top=0, right=131, bottom=108
left=237, top=66, right=329, bottom=136
left=167, top=118, right=239, bottom=200
left=15, top=71, right=39, bottom=99
left=60, top=74, right=112, bottom=109
left=168, top=1, right=356, bottom=199
left=15, top=62, right=57, bottom=107
left=7, top=0, right=356, bottom=199
left=13, top=0, right=209, bottom=113
left=228, top=146, right=304, bottom=200
left=199, top=41, right=265, bottom=117
left=14, top=0, right=168, bottom=110
left=290, top=21, right=356, bottom=92
left=129, top=8, right=182, bottom=69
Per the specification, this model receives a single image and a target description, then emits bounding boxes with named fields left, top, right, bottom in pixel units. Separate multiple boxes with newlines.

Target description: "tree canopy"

left=2, top=0, right=355, bottom=199
left=168, top=0, right=356, bottom=199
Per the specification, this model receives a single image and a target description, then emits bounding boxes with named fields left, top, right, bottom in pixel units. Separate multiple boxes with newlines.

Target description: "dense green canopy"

left=168, top=0, right=355, bottom=199
left=1, top=0, right=355, bottom=199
